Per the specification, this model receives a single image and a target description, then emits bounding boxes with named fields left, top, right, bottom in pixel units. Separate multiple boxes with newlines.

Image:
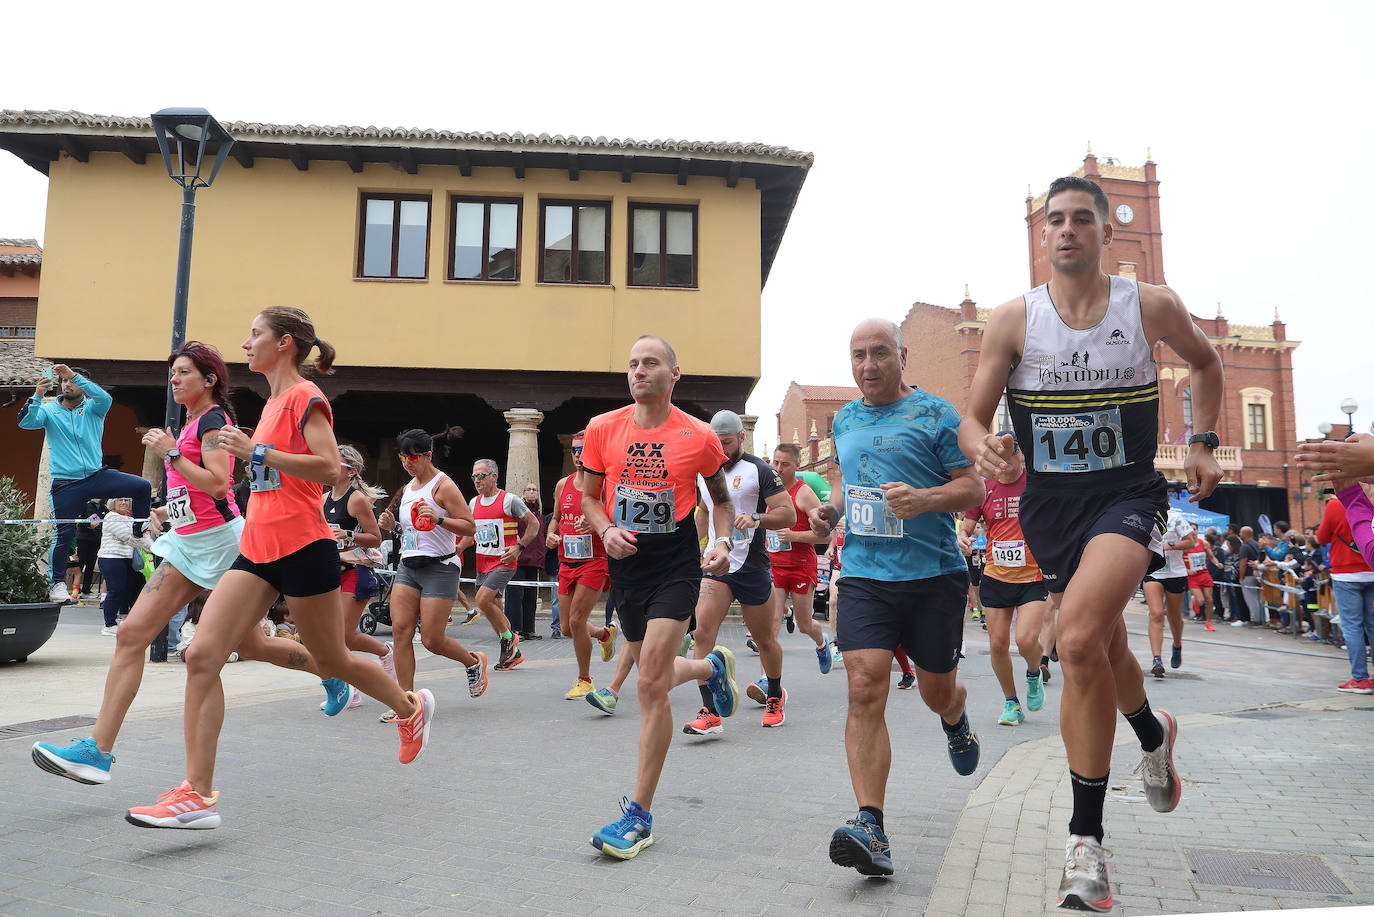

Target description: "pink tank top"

left=164, top=405, right=241, bottom=535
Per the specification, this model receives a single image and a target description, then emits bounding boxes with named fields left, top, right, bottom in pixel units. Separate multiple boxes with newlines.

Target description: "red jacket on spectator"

left=1316, top=497, right=1371, bottom=575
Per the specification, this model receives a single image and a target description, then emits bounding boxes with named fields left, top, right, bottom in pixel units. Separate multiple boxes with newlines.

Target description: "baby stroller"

left=360, top=567, right=396, bottom=636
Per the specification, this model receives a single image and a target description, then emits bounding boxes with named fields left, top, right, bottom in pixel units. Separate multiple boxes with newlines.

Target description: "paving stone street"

left=2, top=597, right=1372, bottom=915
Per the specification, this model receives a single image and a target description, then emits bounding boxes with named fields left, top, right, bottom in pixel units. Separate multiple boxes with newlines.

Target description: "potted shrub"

left=0, top=475, right=64, bottom=663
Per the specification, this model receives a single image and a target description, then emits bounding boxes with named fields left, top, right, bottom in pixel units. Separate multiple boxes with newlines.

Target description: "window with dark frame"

left=1182, top=386, right=1193, bottom=431
left=450, top=196, right=521, bottom=281
left=1247, top=402, right=1267, bottom=447
left=540, top=201, right=610, bottom=284
left=629, top=204, right=697, bottom=288
left=358, top=193, right=431, bottom=279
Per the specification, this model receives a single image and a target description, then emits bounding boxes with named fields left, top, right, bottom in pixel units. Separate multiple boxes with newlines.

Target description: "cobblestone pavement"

left=0, top=600, right=1370, bottom=915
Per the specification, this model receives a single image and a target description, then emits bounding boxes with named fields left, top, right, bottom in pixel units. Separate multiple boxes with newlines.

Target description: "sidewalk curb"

left=926, top=694, right=1370, bottom=916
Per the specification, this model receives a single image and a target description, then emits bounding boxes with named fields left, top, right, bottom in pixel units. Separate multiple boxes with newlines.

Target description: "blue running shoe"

left=321, top=678, right=352, bottom=716
left=32, top=737, right=113, bottom=784
left=590, top=795, right=653, bottom=859
left=706, top=646, right=739, bottom=718
left=945, top=716, right=980, bottom=776
left=997, top=699, right=1025, bottom=726
left=1026, top=672, right=1044, bottom=712
left=817, top=639, right=834, bottom=675
left=746, top=676, right=769, bottom=706
left=829, top=811, right=893, bottom=876
left=1171, top=644, right=1182, bottom=669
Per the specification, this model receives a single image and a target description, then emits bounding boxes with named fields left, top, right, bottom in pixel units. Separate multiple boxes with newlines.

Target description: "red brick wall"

left=900, top=302, right=965, bottom=409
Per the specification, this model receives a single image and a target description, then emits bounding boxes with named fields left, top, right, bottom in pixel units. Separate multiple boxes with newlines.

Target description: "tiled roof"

left=0, top=253, right=41, bottom=265
left=0, top=110, right=813, bottom=166
left=0, top=340, right=51, bottom=387
left=797, top=384, right=860, bottom=402
left=0, top=238, right=39, bottom=248
left=0, top=110, right=810, bottom=288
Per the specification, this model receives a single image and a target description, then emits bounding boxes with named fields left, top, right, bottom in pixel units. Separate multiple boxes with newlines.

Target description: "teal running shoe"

left=829, top=811, right=893, bottom=876
left=1026, top=672, right=1044, bottom=712
left=590, top=796, right=653, bottom=859
left=817, top=639, right=834, bottom=675
left=997, top=699, right=1025, bottom=726
left=946, top=715, right=981, bottom=775
left=321, top=678, right=352, bottom=716
left=706, top=646, right=739, bottom=717
left=32, top=737, right=114, bottom=784
left=587, top=687, right=618, bottom=715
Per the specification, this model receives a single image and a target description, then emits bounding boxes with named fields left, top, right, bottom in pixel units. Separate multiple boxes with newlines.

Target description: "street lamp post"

left=149, top=108, right=233, bottom=435
left=1341, top=397, right=1359, bottom=439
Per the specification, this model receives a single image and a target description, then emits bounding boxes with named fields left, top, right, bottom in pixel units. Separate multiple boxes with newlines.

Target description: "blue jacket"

left=16, top=375, right=112, bottom=481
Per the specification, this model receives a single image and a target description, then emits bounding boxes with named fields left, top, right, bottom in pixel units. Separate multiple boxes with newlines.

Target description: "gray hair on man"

left=476, top=458, right=500, bottom=476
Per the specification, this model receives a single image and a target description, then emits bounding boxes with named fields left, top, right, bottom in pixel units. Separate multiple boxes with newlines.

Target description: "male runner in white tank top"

left=959, top=175, right=1224, bottom=912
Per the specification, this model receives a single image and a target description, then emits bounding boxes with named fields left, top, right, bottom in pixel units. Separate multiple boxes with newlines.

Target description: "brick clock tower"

left=1025, top=146, right=1164, bottom=287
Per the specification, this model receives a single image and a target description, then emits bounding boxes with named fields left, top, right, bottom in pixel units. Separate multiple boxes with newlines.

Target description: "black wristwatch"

left=165, top=447, right=182, bottom=463
left=1187, top=431, right=1220, bottom=449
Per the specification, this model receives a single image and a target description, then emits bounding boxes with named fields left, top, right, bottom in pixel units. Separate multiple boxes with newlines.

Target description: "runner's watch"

left=1187, top=431, right=1220, bottom=449
left=165, top=447, right=181, bottom=463
left=750, top=512, right=761, bottom=524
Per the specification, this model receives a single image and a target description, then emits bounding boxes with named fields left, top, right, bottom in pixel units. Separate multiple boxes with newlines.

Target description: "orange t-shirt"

left=964, top=470, right=1041, bottom=584
left=579, top=404, right=726, bottom=585
left=237, top=380, right=335, bottom=563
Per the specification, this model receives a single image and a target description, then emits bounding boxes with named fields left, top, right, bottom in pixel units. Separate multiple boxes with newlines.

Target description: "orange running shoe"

left=126, top=780, right=221, bottom=829
left=397, top=689, right=434, bottom=764
left=762, top=688, right=788, bottom=728
left=682, top=707, right=723, bottom=736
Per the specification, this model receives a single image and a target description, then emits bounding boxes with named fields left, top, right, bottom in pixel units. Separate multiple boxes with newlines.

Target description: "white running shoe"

left=347, top=685, right=363, bottom=709
left=1057, top=834, right=1112, bottom=911
left=50, top=582, right=71, bottom=603
left=100, top=626, right=118, bottom=637
left=1134, top=710, right=1181, bottom=813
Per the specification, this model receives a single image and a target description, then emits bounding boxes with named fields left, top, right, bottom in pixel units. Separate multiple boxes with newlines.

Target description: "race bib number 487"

left=1031, top=409, right=1126, bottom=473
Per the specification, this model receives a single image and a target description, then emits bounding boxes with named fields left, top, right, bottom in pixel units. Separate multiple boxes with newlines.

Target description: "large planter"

left=0, top=601, right=63, bottom=663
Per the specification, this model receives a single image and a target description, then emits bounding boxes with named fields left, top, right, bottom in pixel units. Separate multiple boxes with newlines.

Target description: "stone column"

left=34, top=398, right=54, bottom=519
left=503, top=409, right=545, bottom=498
left=558, top=434, right=576, bottom=478
left=136, top=427, right=165, bottom=491
left=741, top=414, right=759, bottom=456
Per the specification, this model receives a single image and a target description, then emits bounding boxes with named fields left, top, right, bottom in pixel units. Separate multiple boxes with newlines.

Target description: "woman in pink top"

left=31, top=343, right=319, bottom=786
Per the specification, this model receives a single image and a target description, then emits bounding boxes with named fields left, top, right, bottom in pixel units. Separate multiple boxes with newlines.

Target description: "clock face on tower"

left=1115, top=203, right=1135, bottom=225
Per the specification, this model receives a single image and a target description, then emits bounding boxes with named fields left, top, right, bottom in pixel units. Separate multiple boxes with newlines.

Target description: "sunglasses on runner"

left=472, top=472, right=493, bottom=480
left=398, top=452, right=428, bottom=463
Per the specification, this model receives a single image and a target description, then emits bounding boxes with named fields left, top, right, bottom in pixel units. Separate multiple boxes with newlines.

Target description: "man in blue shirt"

left=17, top=363, right=152, bottom=602
left=808, top=318, right=985, bottom=877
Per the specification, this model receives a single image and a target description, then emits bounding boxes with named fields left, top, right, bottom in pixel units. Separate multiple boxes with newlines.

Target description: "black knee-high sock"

left=699, top=684, right=717, bottom=714
left=1068, top=770, right=1108, bottom=842
left=1124, top=699, right=1164, bottom=752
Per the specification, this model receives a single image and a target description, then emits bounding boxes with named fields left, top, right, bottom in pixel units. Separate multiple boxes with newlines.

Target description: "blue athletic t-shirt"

left=832, top=388, right=971, bottom=583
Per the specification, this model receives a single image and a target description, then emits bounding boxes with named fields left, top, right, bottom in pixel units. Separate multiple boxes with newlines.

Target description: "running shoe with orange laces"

left=126, top=780, right=221, bottom=829
left=762, top=688, right=787, bottom=727
left=397, top=689, right=435, bottom=764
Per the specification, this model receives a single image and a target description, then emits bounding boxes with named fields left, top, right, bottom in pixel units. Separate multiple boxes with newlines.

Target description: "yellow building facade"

left=1, top=110, right=810, bottom=502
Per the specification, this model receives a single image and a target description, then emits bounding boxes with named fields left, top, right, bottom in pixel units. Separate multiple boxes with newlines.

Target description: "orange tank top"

left=237, top=380, right=335, bottom=563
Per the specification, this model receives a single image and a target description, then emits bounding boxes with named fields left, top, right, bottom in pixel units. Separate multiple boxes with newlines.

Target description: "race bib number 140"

left=1031, top=408, right=1126, bottom=473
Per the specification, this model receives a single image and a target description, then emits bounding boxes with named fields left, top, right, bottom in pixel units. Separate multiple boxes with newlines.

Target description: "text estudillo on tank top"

left=1005, top=275, right=1159, bottom=480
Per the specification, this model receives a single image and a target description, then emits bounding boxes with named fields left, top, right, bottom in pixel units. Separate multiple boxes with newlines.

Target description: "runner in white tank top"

left=958, top=176, right=1224, bottom=912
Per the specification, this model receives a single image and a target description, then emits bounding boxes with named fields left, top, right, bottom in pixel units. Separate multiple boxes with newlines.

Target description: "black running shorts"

left=229, top=538, right=341, bottom=598
left=978, top=575, right=1050, bottom=610
left=835, top=572, right=968, bottom=674
left=611, top=578, right=700, bottom=643
left=1019, top=471, right=1168, bottom=595
left=1145, top=575, right=1189, bottom=595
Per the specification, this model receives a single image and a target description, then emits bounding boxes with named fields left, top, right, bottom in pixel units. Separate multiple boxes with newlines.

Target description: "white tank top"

left=1006, top=275, right=1160, bottom=484
left=398, top=472, right=460, bottom=565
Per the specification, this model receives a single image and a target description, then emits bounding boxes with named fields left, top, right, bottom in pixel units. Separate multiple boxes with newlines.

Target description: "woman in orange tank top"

left=125, top=308, right=434, bottom=832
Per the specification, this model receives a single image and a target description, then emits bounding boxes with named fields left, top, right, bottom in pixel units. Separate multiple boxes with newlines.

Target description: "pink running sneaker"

left=126, top=780, right=221, bottom=829
left=380, top=642, right=398, bottom=682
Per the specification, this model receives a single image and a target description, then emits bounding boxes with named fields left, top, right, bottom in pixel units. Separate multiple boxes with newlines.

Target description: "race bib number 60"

left=613, top=484, right=675, bottom=534
left=1031, top=409, right=1126, bottom=474
left=844, top=484, right=902, bottom=538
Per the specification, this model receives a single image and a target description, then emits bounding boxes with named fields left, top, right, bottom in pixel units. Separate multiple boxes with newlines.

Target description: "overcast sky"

left=3, top=3, right=1370, bottom=447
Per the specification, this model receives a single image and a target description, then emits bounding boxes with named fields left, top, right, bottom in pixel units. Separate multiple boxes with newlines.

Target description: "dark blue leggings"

left=49, top=469, right=152, bottom=584
left=97, top=556, right=141, bottom=627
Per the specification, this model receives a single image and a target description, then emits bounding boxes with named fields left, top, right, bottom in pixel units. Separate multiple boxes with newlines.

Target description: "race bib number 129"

left=613, top=485, right=675, bottom=534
